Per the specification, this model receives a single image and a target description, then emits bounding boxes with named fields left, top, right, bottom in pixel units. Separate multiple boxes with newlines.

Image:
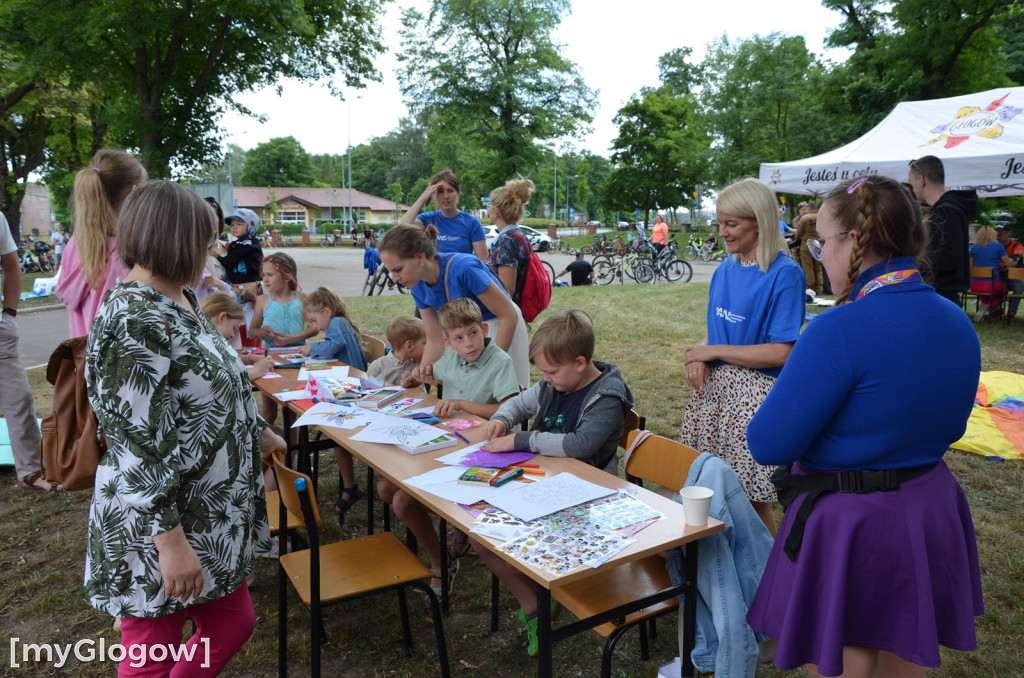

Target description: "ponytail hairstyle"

left=303, top=287, right=360, bottom=336
left=824, top=176, right=927, bottom=305
left=70, top=149, right=147, bottom=290
left=489, top=176, right=535, bottom=224
left=379, top=224, right=437, bottom=260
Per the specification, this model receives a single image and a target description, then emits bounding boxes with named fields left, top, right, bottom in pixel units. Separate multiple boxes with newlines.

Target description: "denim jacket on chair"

left=666, top=453, right=774, bottom=678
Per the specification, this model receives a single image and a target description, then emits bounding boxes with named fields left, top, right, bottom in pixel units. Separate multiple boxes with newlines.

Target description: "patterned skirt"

left=679, top=363, right=778, bottom=502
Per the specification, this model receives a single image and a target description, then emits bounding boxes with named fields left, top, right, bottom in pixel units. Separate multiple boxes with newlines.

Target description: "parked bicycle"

left=362, top=265, right=407, bottom=296
left=320, top=232, right=341, bottom=247
left=18, top=240, right=52, bottom=273
left=593, top=246, right=656, bottom=285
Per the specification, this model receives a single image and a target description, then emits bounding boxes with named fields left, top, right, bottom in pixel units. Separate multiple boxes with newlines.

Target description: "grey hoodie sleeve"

left=492, top=381, right=544, bottom=433
left=513, top=393, right=624, bottom=464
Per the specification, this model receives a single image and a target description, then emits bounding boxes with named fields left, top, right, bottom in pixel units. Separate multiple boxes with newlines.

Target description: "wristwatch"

left=2, top=307, right=16, bottom=317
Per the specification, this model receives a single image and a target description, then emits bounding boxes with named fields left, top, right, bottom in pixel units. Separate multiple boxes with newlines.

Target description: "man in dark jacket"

left=908, top=155, right=978, bottom=305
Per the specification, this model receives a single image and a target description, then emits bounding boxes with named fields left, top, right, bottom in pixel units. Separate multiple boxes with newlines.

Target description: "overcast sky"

left=220, top=0, right=849, bottom=158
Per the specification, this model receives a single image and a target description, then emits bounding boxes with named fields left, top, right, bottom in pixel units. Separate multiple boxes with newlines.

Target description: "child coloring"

left=479, top=309, right=635, bottom=656
left=380, top=299, right=520, bottom=597
left=201, top=292, right=274, bottom=382
left=296, top=287, right=368, bottom=523
left=367, top=315, right=427, bottom=386
left=296, top=287, right=367, bottom=370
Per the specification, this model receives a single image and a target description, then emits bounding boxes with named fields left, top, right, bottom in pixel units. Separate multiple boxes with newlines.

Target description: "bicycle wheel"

left=634, top=263, right=656, bottom=284
left=320, top=236, right=330, bottom=247
left=682, top=245, right=698, bottom=261
left=373, top=269, right=392, bottom=296
left=700, top=247, right=712, bottom=262
left=361, top=269, right=378, bottom=295
left=593, top=261, right=616, bottom=285
left=591, top=254, right=612, bottom=268
left=663, top=259, right=692, bottom=282
left=541, top=260, right=555, bottom=286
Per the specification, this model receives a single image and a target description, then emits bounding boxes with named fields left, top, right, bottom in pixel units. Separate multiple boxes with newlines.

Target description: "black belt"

left=771, top=463, right=936, bottom=561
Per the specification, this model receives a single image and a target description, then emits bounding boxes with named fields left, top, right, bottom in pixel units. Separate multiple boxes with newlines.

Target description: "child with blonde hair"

left=479, top=309, right=635, bottom=656
left=367, top=315, right=427, bottom=386
left=295, top=287, right=368, bottom=523
left=250, top=252, right=317, bottom=428
left=200, top=293, right=273, bottom=381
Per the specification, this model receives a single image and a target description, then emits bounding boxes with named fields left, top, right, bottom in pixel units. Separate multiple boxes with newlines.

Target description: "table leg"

left=439, top=517, right=450, bottom=615
left=681, top=540, right=699, bottom=677
left=537, top=584, right=553, bottom=678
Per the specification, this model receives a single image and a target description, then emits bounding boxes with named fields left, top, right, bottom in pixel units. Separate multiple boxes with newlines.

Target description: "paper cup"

left=680, top=486, right=714, bottom=526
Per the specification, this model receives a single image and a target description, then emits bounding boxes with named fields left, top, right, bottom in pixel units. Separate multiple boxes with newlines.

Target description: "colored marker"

left=451, top=430, right=471, bottom=445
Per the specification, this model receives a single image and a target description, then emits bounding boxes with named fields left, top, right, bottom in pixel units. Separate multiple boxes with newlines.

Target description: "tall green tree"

left=603, top=88, right=709, bottom=219
left=397, top=0, right=596, bottom=189
left=241, top=137, right=317, bottom=187
left=822, top=0, right=1014, bottom=134
left=700, top=34, right=838, bottom=185
left=3, top=0, right=387, bottom=178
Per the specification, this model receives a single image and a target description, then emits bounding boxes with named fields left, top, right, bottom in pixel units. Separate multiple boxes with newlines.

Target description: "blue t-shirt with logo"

left=418, top=210, right=486, bottom=255
left=706, top=251, right=805, bottom=378
left=411, top=252, right=508, bottom=321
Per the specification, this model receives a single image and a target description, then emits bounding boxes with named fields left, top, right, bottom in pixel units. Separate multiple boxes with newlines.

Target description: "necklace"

left=739, top=259, right=758, bottom=267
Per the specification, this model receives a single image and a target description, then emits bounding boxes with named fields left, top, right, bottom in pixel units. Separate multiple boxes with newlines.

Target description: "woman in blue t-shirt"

left=401, top=168, right=487, bottom=260
left=968, top=225, right=1013, bottom=321
left=378, top=225, right=530, bottom=388
left=680, top=178, right=805, bottom=535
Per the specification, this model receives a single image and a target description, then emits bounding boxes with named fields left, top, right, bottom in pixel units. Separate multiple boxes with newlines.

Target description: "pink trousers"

left=117, top=582, right=255, bottom=678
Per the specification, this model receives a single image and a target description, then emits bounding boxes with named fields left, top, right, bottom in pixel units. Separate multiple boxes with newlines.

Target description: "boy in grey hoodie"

left=478, top=308, right=635, bottom=655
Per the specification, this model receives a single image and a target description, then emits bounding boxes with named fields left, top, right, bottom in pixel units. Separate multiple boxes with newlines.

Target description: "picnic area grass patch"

left=3, top=282, right=1023, bottom=676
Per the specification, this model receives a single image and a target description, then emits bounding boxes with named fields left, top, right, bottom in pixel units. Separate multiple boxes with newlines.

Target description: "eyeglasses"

left=807, top=232, right=848, bottom=261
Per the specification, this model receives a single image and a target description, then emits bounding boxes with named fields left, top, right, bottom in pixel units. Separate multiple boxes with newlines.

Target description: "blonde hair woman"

left=56, top=149, right=147, bottom=337
left=680, top=177, right=805, bottom=535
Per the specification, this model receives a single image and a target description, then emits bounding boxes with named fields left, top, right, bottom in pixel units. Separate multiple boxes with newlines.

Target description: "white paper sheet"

left=404, top=466, right=465, bottom=487
left=486, top=472, right=617, bottom=522
left=296, top=366, right=352, bottom=381
left=348, top=418, right=446, bottom=447
left=274, top=388, right=312, bottom=402
left=434, top=442, right=488, bottom=465
left=291, top=401, right=391, bottom=429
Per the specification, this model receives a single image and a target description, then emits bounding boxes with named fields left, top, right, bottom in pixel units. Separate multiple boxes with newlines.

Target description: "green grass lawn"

left=2, top=283, right=1022, bottom=676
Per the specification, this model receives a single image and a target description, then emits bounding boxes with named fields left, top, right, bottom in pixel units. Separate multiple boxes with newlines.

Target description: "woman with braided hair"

left=746, top=176, right=983, bottom=677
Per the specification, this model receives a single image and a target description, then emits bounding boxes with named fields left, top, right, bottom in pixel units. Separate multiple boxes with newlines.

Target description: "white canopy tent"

left=760, top=87, right=1024, bottom=197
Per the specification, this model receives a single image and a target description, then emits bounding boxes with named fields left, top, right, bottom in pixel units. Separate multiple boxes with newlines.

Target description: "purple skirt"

left=747, top=460, right=983, bottom=676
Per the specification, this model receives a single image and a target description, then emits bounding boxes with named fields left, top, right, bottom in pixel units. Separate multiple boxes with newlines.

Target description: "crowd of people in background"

left=0, top=151, right=1000, bottom=677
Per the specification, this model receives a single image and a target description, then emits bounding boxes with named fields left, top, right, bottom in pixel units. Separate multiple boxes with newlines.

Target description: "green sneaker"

left=522, top=613, right=539, bottom=657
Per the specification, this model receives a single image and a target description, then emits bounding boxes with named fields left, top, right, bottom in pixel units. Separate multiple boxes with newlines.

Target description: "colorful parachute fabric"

left=952, top=371, right=1024, bottom=461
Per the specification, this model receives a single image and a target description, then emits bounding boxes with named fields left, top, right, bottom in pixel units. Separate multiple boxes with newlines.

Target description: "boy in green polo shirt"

left=383, top=297, right=520, bottom=597
left=427, top=297, right=521, bottom=417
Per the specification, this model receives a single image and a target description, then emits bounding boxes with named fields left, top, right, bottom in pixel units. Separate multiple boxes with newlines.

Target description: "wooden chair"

left=267, top=450, right=302, bottom=535
left=1003, top=267, right=1024, bottom=326
left=360, top=333, right=388, bottom=363
left=963, top=266, right=1003, bottom=321
left=274, top=458, right=450, bottom=678
left=552, top=430, right=701, bottom=678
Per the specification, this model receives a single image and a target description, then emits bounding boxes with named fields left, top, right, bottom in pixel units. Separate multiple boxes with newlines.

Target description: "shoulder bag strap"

left=443, top=254, right=456, bottom=303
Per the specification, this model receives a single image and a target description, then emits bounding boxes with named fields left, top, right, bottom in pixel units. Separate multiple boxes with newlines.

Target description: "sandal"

left=447, top=530, right=472, bottom=561
left=429, top=558, right=460, bottom=600
left=18, top=472, right=58, bottom=491
left=333, top=486, right=362, bottom=525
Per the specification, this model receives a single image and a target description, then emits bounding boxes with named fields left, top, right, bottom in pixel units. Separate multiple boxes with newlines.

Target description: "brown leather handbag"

left=40, top=336, right=105, bottom=491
